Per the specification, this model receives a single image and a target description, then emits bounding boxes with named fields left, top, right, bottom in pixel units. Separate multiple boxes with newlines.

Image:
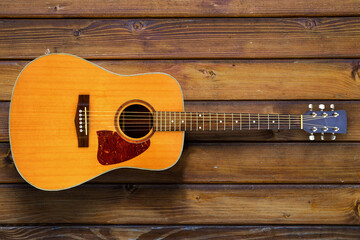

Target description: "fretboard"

left=153, top=112, right=302, bottom=131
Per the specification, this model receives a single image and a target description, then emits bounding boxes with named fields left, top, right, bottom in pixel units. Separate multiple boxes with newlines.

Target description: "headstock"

left=302, top=104, right=347, bottom=141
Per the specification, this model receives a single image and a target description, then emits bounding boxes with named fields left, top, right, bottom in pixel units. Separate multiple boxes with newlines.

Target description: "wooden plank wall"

left=1, top=0, right=360, bottom=239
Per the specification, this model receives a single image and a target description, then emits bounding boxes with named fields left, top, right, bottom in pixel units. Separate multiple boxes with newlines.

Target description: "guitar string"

left=85, top=112, right=334, bottom=117
left=85, top=114, right=335, bottom=120
left=85, top=115, right=331, bottom=120
left=5, top=125, right=336, bottom=132
left=81, top=110, right=337, bottom=115
left=83, top=110, right=340, bottom=114
left=85, top=114, right=337, bottom=120
left=84, top=117, right=335, bottom=124
left=75, top=123, right=331, bottom=128
left=84, top=114, right=313, bottom=119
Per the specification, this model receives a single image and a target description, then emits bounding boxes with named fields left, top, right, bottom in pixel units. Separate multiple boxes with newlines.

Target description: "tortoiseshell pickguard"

left=97, top=131, right=150, bottom=165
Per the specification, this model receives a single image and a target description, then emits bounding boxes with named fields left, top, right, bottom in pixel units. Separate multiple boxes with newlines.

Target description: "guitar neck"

left=153, top=112, right=302, bottom=131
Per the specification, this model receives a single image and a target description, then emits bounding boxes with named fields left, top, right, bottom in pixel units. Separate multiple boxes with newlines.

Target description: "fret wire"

left=185, top=112, right=186, bottom=131
left=278, top=114, right=280, bottom=129
left=258, top=113, right=260, bottom=130
left=203, top=112, right=205, bottom=131
left=190, top=113, right=192, bottom=131
left=240, top=113, right=242, bottom=130
left=216, top=113, right=218, bottom=131
left=267, top=114, right=269, bottom=130
left=169, top=112, right=171, bottom=131
left=210, top=113, right=211, bottom=131
left=289, top=114, right=291, bottom=130
left=232, top=113, right=234, bottom=130
left=224, top=113, right=226, bottom=131
left=196, top=112, right=198, bottom=131
left=248, top=114, right=250, bottom=130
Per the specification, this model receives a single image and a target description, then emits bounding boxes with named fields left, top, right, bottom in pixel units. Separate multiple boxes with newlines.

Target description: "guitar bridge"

left=74, top=95, right=89, bottom=147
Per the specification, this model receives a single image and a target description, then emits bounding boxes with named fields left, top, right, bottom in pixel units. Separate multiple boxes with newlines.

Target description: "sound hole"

left=119, top=104, right=153, bottom=139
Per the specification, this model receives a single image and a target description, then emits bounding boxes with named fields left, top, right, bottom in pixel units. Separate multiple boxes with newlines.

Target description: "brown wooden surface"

left=0, top=184, right=358, bottom=224
left=1, top=0, right=360, bottom=237
left=1, top=59, right=360, bottom=101
left=2, top=142, right=360, bottom=184
left=2, top=0, right=360, bottom=18
left=1, top=18, right=360, bottom=59
left=0, top=225, right=360, bottom=240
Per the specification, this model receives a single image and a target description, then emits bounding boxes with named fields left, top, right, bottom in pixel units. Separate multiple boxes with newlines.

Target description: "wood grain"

left=1, top=100, right=358, bottom=142
left=0, top=184, right=358, bottom=224
left=1, top=59, right=360, bottom=101
left=0, top=103, right=8, bottom=142
left=1, top=225, right=360, bottom=239
left=2, top=0, right=359, bottom=233
left=2, top=142, right=360, bottom=184
left=1, top=0, right=360, bottom=18
left=1, top=18, right=360, bottom=59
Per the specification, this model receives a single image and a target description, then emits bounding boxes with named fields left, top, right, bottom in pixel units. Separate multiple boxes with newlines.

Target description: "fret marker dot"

left=272, top=121, right=275, bottom=123
left=181, top=120, right=184, bottom=123
left=253, top=120, right=256, bottom=123
left=199, top=126, right=202, bottom=129
left=235, top=120, right=238, bottom=123
left=171, top=120, right=174, bottom=123
left=219, top=120, right=222, bottom=123
left=199, top=114, right=202, bottom=117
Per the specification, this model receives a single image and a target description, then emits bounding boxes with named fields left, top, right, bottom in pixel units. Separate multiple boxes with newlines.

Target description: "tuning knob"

left=330, top=104, right=335, bottom=111
left=308, top=104, right=313, bottom=111
left=321, top=133, right=325, bottom=140
left=309, top=133, right=315, bottom=141
left=331, top=133, right=336, bottom=141
left=319, top=104, right=325, bottom=111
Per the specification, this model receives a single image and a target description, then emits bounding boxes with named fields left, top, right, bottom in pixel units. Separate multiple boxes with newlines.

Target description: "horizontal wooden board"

left=1, top=0, right=360, bottom=18
left=0, top=184, right=359, bottom=224
left=1, top=225, right=360, bottom=239
left=0, top=100, right=357, bottom=142
left=2, top=142, right=360, bottom=184
left=1, top=18, right=360, bottom=59
left=1, top=59, right=360, bottom=101
left=0, top=103, right=8, bottom=142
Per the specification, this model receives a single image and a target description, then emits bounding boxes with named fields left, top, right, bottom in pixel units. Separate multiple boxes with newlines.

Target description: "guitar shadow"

left=13, top=143, right=190, bottom=224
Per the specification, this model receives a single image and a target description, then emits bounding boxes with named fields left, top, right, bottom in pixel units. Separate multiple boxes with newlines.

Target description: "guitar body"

left=10, top=54, right=184, bottom=191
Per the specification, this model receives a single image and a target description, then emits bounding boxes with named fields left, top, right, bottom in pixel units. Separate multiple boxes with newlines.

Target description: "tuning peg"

left=321, top=133, right=325, bottom=140
left=331, top=133, right=336, bottom=141
left=308, top=104, right=313, bottom=111
left=330, top=104, right=335, bottom=111
left=319, top=104, right=325, bottom=111
left=309, top=133, right=315, bottom=141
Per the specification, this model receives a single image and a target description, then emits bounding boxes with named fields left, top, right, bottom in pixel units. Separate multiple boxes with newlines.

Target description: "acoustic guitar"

left=9, top=54, right=347, bottom=191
